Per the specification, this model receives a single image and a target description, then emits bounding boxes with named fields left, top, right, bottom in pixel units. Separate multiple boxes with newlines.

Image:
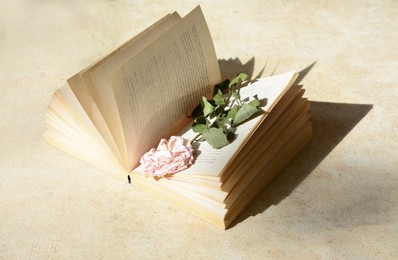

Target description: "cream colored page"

left=67, top=13, right=181, bottom=169
left=67, top=76, right=123, bottom=164
left=110, top=6, right=221, bottom=170
left=71, top=13, right=177, bottom=78
left=85, top=13, right=182, bottom=167
left=45, top=86, right=125, bottom=179
left=174, top=71, right=298, bottom=176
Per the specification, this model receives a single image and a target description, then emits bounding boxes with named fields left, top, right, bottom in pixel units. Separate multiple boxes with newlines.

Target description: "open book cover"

left=44, top=6, right=312, bottom=229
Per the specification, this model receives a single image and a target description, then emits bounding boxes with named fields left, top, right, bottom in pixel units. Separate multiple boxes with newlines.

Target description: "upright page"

left=110, top=6, right=221, bottom=170
left=68, top=12, right=182, bottom=169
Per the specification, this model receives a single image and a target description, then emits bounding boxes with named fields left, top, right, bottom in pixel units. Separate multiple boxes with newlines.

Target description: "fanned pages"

left=45, top=6, right=312, bottom=229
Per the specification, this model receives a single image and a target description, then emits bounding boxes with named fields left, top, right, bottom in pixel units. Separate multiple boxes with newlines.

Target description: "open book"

left=45, top=6, right=312, bottom=229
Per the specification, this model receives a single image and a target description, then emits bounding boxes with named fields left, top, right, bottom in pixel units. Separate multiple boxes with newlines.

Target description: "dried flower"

left=139, top=136, right=194, bottom=177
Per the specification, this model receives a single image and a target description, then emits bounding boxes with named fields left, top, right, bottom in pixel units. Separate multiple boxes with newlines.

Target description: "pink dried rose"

left=139, top=136, right=194, bottom=177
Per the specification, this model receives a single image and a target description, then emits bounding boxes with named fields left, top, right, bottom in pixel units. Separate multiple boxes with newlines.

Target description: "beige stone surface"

left=1, top=0, right=397, bottom=258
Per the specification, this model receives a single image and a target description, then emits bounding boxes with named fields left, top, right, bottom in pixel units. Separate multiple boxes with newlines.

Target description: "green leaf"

left=191, top=72, right=262, bottom=150
left=228, top=73, right=248, bottom=89
left=192, top=116, right=208, bottom=133
left=233, top=103, right=260, bottom=126
left=202, top=127, right=230, bottom=149
left=226, top=105, right=239, bottom=121
left=248, top=95, right=260, bottom=108
left=217, top=116, right=232, bottom=127
left=213, top=119, right=228, bottom=133
left=212, top=105, right=224, bottom=118
left=213, top=89, right=225, bottom=105
left=201, top=96, right=215, bottom=117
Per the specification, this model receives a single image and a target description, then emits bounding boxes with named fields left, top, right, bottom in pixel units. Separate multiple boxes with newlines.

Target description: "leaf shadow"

left=218, top=57, right=258, bottom=81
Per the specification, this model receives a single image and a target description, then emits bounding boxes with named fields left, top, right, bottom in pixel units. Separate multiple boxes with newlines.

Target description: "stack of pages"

left=45, top=6, right=312, bottom=229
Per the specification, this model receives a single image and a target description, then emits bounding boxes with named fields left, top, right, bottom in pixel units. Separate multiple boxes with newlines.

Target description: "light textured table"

left=1, top=1, right=397, bottom=258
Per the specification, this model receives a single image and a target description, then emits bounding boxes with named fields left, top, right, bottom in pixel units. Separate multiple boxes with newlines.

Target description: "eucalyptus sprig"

left=190, top=73, right=262, bottom=149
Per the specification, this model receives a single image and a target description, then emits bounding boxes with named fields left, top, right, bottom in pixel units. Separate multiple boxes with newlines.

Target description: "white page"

left=176, top=70, right=298, bottom=176
left=132, top=71, right=298, bottom=177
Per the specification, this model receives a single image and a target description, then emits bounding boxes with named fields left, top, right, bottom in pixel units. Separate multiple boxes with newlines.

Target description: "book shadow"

left=218, top=57, right=374, bottom=228
left=136, top=58, right=372, bottom=228
left=229, top=101, right=373, bottom=228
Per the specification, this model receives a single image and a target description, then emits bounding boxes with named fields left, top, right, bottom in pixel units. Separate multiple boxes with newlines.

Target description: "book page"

left=44, top=86, right=126, bottom=180
left=174, top=71, right=298, bottom=176
left=131, top=71, right=298, bottom=177
left=110, top=6, right=221, bottom=170
left=82, top=12, right=182, bottom=168
left=67, top=75, right=124, bottom=166
left=68, top=12, right=181, bottom=169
